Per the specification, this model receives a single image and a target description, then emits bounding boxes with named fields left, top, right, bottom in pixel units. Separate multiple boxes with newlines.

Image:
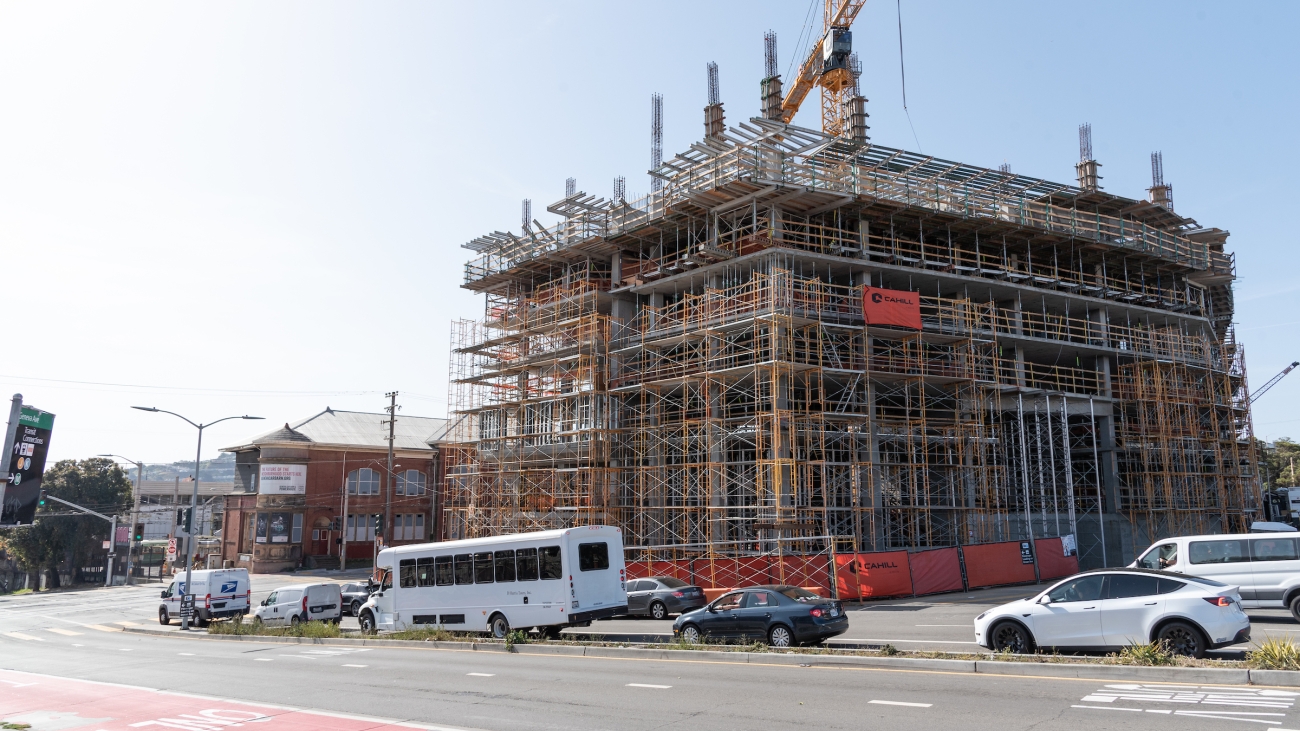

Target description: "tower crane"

left=780, top=0, right=869, bottom=138
left=1251, top=361, right=1299, bottom=404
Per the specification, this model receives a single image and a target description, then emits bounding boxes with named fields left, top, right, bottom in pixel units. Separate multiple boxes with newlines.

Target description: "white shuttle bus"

left=357, top=526, right=627, bottom=638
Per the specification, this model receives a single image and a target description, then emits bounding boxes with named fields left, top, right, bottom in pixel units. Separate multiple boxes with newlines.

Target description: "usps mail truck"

left=159, top=568, right=251, bottom=626
left=358, top=526, right=626, bottom=638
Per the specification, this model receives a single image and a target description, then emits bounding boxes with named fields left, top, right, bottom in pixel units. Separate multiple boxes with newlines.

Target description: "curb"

left=121, top=627, right=1300, bottom=686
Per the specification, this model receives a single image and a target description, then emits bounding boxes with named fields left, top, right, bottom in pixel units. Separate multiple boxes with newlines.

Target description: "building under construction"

left=442, top=18, right=1257, bottom=570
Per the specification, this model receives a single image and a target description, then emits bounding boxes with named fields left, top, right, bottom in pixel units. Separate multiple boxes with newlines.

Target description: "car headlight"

left=976, top=611, right=988, bottom=621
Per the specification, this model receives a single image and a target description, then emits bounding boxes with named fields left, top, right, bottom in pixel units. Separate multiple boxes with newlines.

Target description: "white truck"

left=358, top=526, right=627, bottom=638
left=159, top=568, right=251, bottom=626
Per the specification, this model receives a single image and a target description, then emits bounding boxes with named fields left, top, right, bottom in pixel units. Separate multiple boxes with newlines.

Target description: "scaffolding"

left=445, top=117, right=1258, bottom=567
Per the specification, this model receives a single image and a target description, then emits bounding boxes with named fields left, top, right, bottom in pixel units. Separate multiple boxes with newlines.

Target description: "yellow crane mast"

left=780, top=0, right=868, bottom=138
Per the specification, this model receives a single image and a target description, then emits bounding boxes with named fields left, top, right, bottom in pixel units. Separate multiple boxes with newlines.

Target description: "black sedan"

left=624, top=576, right=708, bottom=619
left=672, top=585, right=848, bottom=647
left=341, top=581, right=374, bottom=616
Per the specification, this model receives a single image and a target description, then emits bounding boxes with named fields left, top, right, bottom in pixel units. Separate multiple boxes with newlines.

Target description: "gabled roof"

left=221, top=407, right=449, bottom=453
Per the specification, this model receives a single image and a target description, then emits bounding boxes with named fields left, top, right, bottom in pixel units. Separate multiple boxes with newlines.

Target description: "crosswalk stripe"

left=46, top=628, right=83, bottom=636
left=112, top=621, right=141, bottom=627
left=5, top=632, right=45, bottom=641
left=86, top=624, right=120, bottom=633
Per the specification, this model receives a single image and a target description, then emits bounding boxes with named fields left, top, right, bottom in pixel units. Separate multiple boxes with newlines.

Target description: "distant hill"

left=126, top=452, right=236, bottom=483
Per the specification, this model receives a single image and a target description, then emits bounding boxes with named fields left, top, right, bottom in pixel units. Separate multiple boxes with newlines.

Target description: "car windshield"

left=657, top=577, right=688, bottom=588
left=777, top=586, right=820, bottom=602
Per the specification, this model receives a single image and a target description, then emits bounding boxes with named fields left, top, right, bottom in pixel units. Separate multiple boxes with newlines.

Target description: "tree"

left=1261, top=438, right=1300, bottom=489
left=0, top=458, right=132, bottom=588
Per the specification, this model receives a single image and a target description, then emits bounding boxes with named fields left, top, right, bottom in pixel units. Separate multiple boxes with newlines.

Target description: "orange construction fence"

left=625, top=536, right=1079, bottom=600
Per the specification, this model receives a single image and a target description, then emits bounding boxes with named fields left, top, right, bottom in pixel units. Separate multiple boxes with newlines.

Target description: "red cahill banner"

left=862, top=286, right=922, bottom=330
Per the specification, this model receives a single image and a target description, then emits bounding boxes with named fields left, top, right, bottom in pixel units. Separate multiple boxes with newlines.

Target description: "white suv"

left=973, top=568, right=1249, bottom=658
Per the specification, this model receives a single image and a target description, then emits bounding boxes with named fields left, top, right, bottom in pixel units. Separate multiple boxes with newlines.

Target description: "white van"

left=159, top=568, right=250, bottom=626
left=1132, top=532, right=1300, bottom=618
left=250, top=583, right=343, bottom=627
left=358, top=526, right=626, bottom=638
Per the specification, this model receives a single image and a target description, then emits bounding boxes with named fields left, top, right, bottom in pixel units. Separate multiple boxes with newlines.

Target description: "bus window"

left=435, top=555, right=453, bottom=586
left=495, top=550, right=516, bottom=582
left=400, top=559, right=417, bottom=588
left=516, top=548, right=539, bottom=581
left=453, top=554, right=473, bottom=585
left=417, top=556, right=435, bottom=587
left=579, top=542, right=609, bottom=571
left=474, top=552, right=495, bottom=583
left=540, top=546, right=562, bottom=580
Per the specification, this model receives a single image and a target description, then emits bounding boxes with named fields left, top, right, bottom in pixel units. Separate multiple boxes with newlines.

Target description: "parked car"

left=973, top=568, right=1250, bottom=658
left=623, top=577, right=707, bottom=619
left=672, top=585, right=847, bottom=647
left=1131, top=532, right=1300, bottom=619
left=159, top=568, right=250, bottom=627
left=341, top=582, right=374, bottom=617
left=251, top=583, right=343, bottom=627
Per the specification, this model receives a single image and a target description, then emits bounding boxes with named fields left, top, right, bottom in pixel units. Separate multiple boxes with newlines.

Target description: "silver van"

left=251, top=583, right=342, bottom=627
left=1132, top=532, right=1300, bottom=618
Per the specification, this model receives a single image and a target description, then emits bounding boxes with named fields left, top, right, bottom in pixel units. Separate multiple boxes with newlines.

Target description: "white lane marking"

left=467, top=673, right=495, bottom=677
left=254, top=658, right=273, bottom=662
left=914, top=624, right=969, bottom=627
left=342, top=664, right=368, bottom=668
left=87, top=624, right=120, bottom=632
left=626, top=683, right=672, bottom=689
left=4, top=633, right=44, bottom=642
left=869, top=700, right=932, bottom=708
left=112, top=621, right=141, bottom=626
left=118, top=648, right=132, bottom=652
left=1073, top=705, right=1143, bottom=712
left=178, top=653, right=195, bottom=656
left=46, top=628, right=82, bottom=636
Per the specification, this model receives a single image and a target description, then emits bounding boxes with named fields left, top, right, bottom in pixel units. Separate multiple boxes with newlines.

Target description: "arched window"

left=346, top=468, right=380, bottom=495
left=396, top=469, right=426, bottom=496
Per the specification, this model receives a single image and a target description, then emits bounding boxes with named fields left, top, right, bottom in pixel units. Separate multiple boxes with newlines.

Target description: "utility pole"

left=383, top=392, right=398, bottom=548
left=98, top=455, right=145, bottom=584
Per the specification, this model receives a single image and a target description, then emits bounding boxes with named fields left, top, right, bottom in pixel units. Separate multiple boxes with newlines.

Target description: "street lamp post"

left=99, top=454, right=144, bottom=585
left=133, top=407, right=263, bottom=631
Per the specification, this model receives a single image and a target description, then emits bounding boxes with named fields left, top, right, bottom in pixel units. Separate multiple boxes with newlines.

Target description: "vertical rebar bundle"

left=650, top=93, right=663, bottom=193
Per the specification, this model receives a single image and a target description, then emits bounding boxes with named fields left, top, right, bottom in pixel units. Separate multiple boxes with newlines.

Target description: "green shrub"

left=207, top=618, right=340, bottom=638
left=879, top=643, right=900, bottom=656
left=505, top=629, right=529, bottom=651
left=1114, top=642, right=1175, bottom=666
left=1248, top=636, right=1300, bottom=671
left=388, top=626, right=474, bottom=642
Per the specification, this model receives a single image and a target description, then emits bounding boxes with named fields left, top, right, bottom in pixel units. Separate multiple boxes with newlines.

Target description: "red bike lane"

left=0, top=669, right=465, bottom=731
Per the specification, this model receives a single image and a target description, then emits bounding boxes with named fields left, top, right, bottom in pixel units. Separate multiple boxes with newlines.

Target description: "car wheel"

left=650, top=601, right=668, bottom=620
left=768, top=625, right=794, bottom=648
left=1289, top=595, right=1300, bottom=624
left=990, top=621, right=1032, bottom=654
left=350, top=600, right=361, bottom=617
left=1157, top=621, right=1206, bottom=659
left=358, top=611, right=376, bottom=635
left=289, top=614, right=301, bottom=629
left=159, top=607, right=170, bottom=626
left=490, top=614, right=510, bottom=639
left=680, top=624, right=702, bottom=644
left=251, top=615, right=263, bottom=628
left=195, top=614, right=210, bottom=628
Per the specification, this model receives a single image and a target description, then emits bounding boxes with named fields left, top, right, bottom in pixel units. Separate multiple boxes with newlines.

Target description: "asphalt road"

left=4, top=578, right=1300, bottom=729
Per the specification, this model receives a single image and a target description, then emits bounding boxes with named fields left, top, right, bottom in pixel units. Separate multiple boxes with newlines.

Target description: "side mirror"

left=1036, top=595, right=1051, bottom=605
left=706, top=604, right=717, bottom=613
left=160, top=590, right=167, bottom=598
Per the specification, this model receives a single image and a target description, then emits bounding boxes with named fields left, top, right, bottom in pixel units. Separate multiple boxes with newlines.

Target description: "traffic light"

left=373, top=514, right=382, bottom=535
left=38, top=490, right=46, bottom=507
left=175, top=508, right=193, bottom=533
left=176, top=508, right=185, bottom=528
left=134, top=524, right=144, bottom=541
left=183, top=508, right=193, bottom=533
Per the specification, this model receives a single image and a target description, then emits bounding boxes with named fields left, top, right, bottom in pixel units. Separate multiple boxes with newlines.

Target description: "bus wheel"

left=489, top=614, right=510, bottom=639
left=359, top=610, right=377, bottom=635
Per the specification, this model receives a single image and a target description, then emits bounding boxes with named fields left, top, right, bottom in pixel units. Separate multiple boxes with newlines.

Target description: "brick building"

left=219, top=408, right=451, bottom=573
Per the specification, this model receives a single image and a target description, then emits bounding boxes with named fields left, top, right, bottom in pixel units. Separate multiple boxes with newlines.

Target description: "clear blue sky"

left=2, top=1, right=1296, bottom=464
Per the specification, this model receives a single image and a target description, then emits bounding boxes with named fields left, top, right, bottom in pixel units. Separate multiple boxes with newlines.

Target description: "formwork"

left=445, top=118, right=1257, bottom=569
